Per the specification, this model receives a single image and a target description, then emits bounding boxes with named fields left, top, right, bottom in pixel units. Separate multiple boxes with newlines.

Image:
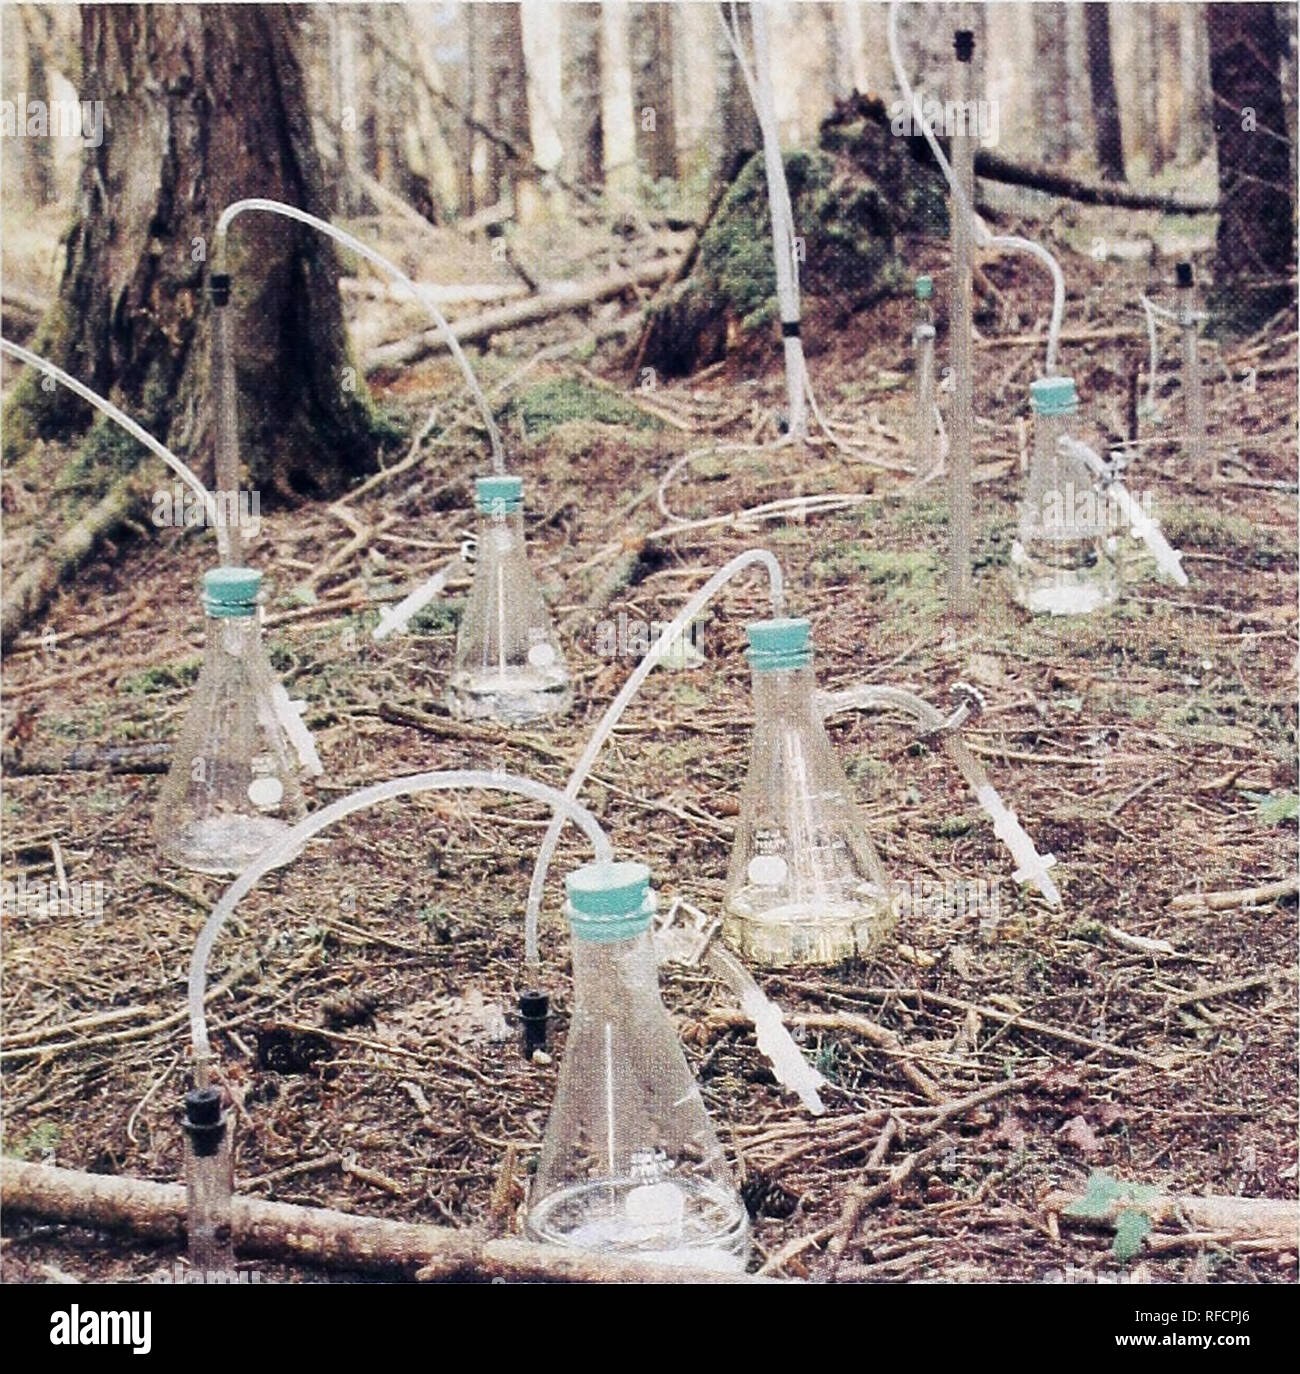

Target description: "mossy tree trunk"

left=15, top=4, right=386, bottom=501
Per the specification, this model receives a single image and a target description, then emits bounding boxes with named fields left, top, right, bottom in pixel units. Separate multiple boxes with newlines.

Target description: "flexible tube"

left=706, top=944, right=826, bottom=1114
left=887, top=2, right=1067, bottom=376
left=372, top=555, right=466, bottom=640
left=720, top=2, right=806, bottom=436
left=818, top=682, right=1062, bottom=906
left=0, top=338, right=228, bottom=560
left=523, top=548, right=786, bottom=964
left=213, top=198, right=505, bottom=472
left=211, top=305, right=244, bottom=567
left=188, top=770, right=612, bottom=1079
left=1058, top=436, right=1189, bottom=586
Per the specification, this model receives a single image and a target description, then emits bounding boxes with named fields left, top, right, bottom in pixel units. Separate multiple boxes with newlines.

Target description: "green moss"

left=511, top=378, right=662, bottom=441
left=120, top=658, right=201, bottom=695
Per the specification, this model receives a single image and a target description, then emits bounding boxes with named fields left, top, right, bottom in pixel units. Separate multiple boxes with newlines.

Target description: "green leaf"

left=1113, top=1208, right=1151, bottom=1263
left=1255, top=792, right=1299, bottom=826
left=1064, top=1170, right=1123, bottom=1218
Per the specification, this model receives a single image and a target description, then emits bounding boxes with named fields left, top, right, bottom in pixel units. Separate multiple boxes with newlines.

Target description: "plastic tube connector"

left=975, top=783, right=1060, bottom=905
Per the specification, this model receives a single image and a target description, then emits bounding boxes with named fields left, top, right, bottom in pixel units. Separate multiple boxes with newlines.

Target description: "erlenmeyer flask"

left=912, top=274, right=939, bottom=474
left=1176, top=262, right=1209, bottom=481
left=526, top=861, right=750, bottom=1271
left=1009, top=376, right=1120, bottom=616
left=445, top=475, right=572, bottom=725
left=154, top=567, right=306, bottom=874
left=722, top=619, right=894, bottom=967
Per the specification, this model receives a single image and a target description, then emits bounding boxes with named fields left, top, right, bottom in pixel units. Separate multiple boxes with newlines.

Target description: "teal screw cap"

left=746, top=617, right=812, bottom=672
left=475, top=474, right=523, bottom=514
left=565, top=861, right=654, bottom=942
left=1030, top=376, right=1079, bottom=417
left=915, top=275, right=933, bottom=301
left=203, top=566, right=262, bottom=618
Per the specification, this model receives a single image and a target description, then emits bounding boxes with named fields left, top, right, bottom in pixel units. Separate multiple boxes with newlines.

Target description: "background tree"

left=1207, top=1, right=1295, bottom=326
left=13, top=5, right=386, bottom=500
left=563, top=2, right=605, bottom=190
left=1085, top=3, right=1126, bottom=180
left=631, top=2, right=677, bottom=184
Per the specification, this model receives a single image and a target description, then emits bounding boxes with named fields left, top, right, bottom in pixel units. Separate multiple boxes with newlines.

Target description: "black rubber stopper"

left=209, top=272, right=232, bottom=307
left=1175, top=262, right=1194, bottom=289
left=519, top=990, right=550, bottom=1058
left=954, top=30, right=975, bottom=61
left=182, top=1087, right=226, bottom=1157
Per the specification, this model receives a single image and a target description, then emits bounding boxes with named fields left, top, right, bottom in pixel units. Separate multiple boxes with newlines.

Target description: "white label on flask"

left=748, top=854, right=788, bottom=887
left=527, top=642, right=555, bottom=669
left=248, top=776, right=284, bottom=810
left=493, top=528, right=513, bottom=553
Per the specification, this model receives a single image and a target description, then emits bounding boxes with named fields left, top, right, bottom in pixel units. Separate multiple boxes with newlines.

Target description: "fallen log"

left=1045, top=1183, right=1298, bottom=1243
left=823, top=93, right=1217, bottom=216
left=974, top=149, right=1218, bottom=215
left=2, top=1159, right=775, bottom=1284
left=364, top=257, right=681, bottom=372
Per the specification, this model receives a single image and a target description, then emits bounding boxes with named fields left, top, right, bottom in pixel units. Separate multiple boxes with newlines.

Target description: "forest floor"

left=2, top=204, right=1297, bottom=1284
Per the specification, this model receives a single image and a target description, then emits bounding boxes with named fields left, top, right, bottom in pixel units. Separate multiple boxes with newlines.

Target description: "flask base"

left=445, top=668, right=572, bottom=726
left=525, top=1177, right=750, bottom=1272
left=1009, top=543, right=1119, bottom=617
left=158, top=814, right=297, bottom=876
left=722, top=893, right=893, bottom=967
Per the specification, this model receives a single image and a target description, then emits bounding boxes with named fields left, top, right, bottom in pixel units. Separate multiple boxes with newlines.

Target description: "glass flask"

left=445, top=475, right=572, bottom=725
left=526, top=861, right=750, bottom=1271
left=912, top=274, right=939, bottom=474
left=182, top=1086, right=236, bottom=1276
left=1009, top=376, right=1120, bottom=616
left=722, top=619, right=894, bottom=967
left=154, top=567, right=306, bottom=874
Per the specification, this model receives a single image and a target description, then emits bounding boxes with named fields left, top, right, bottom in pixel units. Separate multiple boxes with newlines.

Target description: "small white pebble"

left=530, top=1049, right=552, bottom=1066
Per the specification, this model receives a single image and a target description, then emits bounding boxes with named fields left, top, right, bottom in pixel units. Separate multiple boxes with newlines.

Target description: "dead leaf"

left=1058, top=1114, right=1102, bottom=1158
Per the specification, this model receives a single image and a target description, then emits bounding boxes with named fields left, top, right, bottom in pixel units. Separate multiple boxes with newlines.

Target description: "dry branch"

left=364, top=258, right=680, bottom=371
left=2, top=1160, right=776, bottom=1284
left=1045, top=1184, right=1298, bottom=1243
left=1168, top=876, right=1299, bottom=913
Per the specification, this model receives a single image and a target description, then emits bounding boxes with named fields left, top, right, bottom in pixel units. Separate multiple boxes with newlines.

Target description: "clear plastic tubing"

left=188, top=770, right=612, bottom=1083
left=720, top=2, right=806, bottom=437
left=818, top=682, right=1062, bottom=906
left=1058, top=436, right=1189, bottom=587
left=523, top=547, right=786, bottom=965
left=887, top=3, right=1066, bottom=377
left=913, top=277, right=939, bottom=474
left=212, top=197, right=505, bottom=473
left=947, top=27, right=976, bottom=619
left=0, top=338, right=227, bottom=561
left=1176, top=264, right=1208, bottom=476
left=210, top=301, right=244, bottom=567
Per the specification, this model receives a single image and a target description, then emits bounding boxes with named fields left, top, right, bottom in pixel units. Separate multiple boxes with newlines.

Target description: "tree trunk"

left=1207, top=2, right=1296, bottom=326
left=15, top=4, right=386, bottom=501
left=460, top=2, right=479, bottom=214
left=712, top=1, right=760, bottom=188
left=20, top=11, right=58, bottom=206
left=631, top=3, right=677, bottom=182
left=1137, top=3, right=1164, bottom=175
left=483, top=1, right=533, bottom=206
left=1084, top=4, right=1126, bottom=180
left=1032, top=4, right=1071, bottom=164
left=1178, top=3, right=1212, bottom=165
left=563, top=2, right=604, bottom=190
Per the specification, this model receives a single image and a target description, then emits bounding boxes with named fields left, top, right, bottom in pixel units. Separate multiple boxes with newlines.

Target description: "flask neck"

left=750, top=664, right=819, bottom=722
left=569, top=926, right=660, bottom=1006
left=203, top=610, right=259, bottom=657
